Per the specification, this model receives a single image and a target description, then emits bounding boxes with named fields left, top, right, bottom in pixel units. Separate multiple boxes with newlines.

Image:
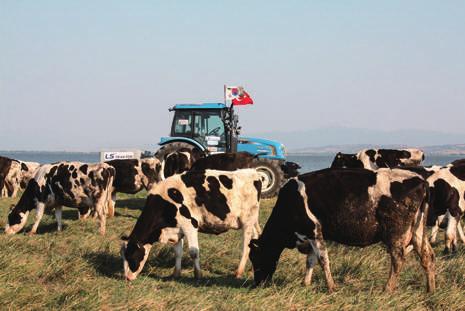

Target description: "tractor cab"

left=169, top=103, right=231, bottom=153
left=156, top=102, right=287, bottom=198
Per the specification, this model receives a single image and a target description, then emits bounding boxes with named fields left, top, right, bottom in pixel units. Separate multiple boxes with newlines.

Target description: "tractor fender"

left=158, top=137, right=206, bottom=152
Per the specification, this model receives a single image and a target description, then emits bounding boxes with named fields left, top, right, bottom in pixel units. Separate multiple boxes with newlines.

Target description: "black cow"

left=5, top=162, right=115, bottom=235
left=451, top=159, right=465, bottom=167
left=190, top=152, right=257, bottom=171
left=249, top=168, right=435, bottom=293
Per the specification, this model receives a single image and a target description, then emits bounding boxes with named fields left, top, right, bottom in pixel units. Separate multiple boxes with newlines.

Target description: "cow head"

left=281, top=161, right=301, bottom=178
left=249, top=239, right=278, bottom=286
left=121, top=237, right=152, bottom=281
left=141, top=158, right=162, bottom=189
left=163, top=151, right=193, bottom=179
left=5, top=209, right=30, bottom=234
left=120, top=194, right=179, bottom=280
left=330, top=153, right=363, bottom=169
left=399, top=149, right=424, bottom=166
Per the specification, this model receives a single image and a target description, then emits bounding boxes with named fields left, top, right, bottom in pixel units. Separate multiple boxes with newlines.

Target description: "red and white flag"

left=224, top=86, right=254, bottom=106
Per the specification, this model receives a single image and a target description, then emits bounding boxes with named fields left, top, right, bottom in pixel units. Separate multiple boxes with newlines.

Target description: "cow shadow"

left=84, top=251, right=122, bottom=279
left=83, top=248, right=254, bottom=289
left=157, top=274, right=254, bottom=289
left=23, top=222, right=68, bottom=235
left=116, top=198, right=145, bottom=210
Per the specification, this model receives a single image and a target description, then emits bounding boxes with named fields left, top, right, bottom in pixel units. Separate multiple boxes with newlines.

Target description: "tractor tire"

left=253, top=159, right=284, bottom=199
left=154, top=142, right=205, bottom=179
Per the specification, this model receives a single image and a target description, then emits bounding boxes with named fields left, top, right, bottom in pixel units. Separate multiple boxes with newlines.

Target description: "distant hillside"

left=246, top=127, right=465, bottom=154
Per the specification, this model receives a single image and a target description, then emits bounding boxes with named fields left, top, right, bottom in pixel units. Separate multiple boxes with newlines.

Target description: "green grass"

left=0, top=193, right=464, bottom=310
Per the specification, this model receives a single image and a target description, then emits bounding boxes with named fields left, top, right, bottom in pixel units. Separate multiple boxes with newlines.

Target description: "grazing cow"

left=5, top=162, right=115, bottom=235
left=0, top=157, right=40, bottom=198
left=331, top=148, right=424, bottom=170
left=249, top=168, right=435, bottom=293
left=121, top=169, right=262, bottom=281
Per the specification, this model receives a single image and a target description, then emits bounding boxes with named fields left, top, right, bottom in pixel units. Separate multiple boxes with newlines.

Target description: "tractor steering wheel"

left=208, top=127, right=221, bottom=136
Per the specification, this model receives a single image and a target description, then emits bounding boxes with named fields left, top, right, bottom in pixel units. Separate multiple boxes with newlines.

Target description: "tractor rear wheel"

left=253, top=159, right=284, bottom=199
left=154, top=142, right=204, bottom=179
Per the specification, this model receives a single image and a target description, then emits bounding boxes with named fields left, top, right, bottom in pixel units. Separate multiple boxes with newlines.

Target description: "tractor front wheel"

left=253, top=159, right=284, bottom=199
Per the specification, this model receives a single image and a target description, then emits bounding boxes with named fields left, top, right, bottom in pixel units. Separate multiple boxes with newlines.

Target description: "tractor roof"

left=171, top=103, right=227, bottom=110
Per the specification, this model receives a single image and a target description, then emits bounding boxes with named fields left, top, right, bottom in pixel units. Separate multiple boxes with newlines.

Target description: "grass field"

left=0, top=192, right=464, bottom=310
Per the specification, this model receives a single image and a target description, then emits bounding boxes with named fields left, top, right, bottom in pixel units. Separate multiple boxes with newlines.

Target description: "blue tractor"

left=155, top=103, right=287, bottom=198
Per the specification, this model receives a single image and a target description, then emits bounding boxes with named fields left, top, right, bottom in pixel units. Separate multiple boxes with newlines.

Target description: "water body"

left=1, top=151, right=463, bottom=173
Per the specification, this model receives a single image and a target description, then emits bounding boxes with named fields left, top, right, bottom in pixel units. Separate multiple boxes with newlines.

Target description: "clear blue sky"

left=1, top=1, right=464, bottom=151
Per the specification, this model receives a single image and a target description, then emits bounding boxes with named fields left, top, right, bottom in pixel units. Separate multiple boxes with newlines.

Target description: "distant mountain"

left=246, top=127, right=465, bottom=154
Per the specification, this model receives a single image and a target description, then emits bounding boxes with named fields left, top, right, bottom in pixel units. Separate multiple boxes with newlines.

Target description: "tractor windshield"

left=172, top=109, right=227, bottom=152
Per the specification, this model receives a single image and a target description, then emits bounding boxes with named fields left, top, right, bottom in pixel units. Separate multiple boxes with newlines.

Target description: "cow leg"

left=11, top=183, right=19, bottom=198
left=254, top=221, right=262, bottom=236
left=236, top=224, right=254, bottom=278
left=95, top=204, right=107, bottom=235
left=29, top=202, right=45, bottom=235
left=303, top=251, right=318, bottom=286
left=445, top=215, right=458, bottom=253
left=411, top=210, right=436, bottom=292
left=309, top=239, right=336, bottom=292
left=185, top=230, right=201, bottom=279
left=107, top=192, right=116, bottom=218
left=430, top=221, right=440, bottom=244
left=55, top=206, right=63, bottom=232
left=172, top=238, right=184, bottom=278
left=385, top=246, right=405, bottom=292
left=457, top=219, right=465, bottom=244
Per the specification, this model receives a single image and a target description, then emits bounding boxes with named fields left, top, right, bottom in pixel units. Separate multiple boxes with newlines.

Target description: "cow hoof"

left=27, top=231, right=36, bottom=236
left=235, top=270, right=244, bottom=279
left=194, top=271, right=202, bottom=279
left=171, top=270, right=181, bottom=278
left=327, top=284, right=337, bottom=293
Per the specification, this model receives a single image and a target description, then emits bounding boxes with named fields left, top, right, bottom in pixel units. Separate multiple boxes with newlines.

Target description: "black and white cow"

left=331, top=148, right=424, bottom=170
left=161, top=148, right=204, bottom=179
left=121, top=169, right=262, bottom=281
left=0, top=156, right=40, bottom=198
left=107, top=158, right=161, bottom=195
left=249, top=168, right=435, bottom=293
left=424, top=164, right=465, bottom=252
left=5, top=162, right=115, bottom=235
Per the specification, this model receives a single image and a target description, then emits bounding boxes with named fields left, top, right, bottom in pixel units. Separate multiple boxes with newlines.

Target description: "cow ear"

left=121, top=235, right=129, bottom=241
